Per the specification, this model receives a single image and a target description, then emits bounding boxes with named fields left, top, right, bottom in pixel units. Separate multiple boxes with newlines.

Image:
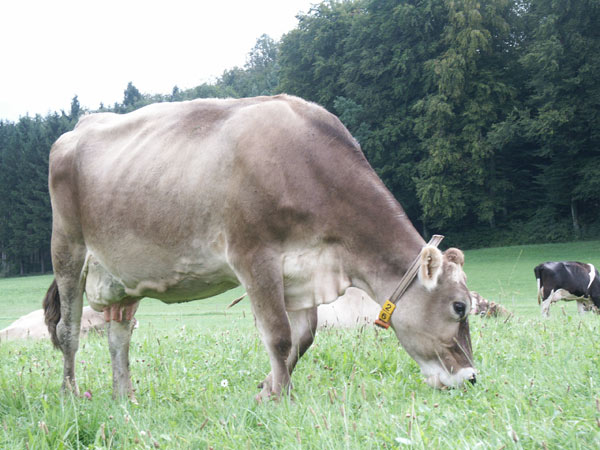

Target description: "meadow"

left=0, top=241, right=599, bottom=449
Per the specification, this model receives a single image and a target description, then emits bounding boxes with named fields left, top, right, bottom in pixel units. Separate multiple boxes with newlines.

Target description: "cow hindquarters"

left=107, top=302, right=139, bottom=400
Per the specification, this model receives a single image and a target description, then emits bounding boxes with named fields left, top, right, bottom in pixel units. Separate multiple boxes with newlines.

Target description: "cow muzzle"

left=423, top=366, right=478, bottom=389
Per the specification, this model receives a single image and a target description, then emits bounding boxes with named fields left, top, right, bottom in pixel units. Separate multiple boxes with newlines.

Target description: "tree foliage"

left=0, top=112, right=72, bottom=275
left=277, top=0, right=600, bottom=245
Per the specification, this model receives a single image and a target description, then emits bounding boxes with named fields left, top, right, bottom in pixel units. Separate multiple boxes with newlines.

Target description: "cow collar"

left=374, top=234, right=445, bottom=329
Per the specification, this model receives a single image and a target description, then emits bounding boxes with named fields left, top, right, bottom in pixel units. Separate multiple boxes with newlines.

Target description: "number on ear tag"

left=378, top=300, right=396, bottom=323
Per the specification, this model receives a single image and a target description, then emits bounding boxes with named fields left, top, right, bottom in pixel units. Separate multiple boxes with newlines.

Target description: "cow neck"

left=374, top=235, right=444, bottom=330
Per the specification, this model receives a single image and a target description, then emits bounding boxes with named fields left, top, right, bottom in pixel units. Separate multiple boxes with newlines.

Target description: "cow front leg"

left=233, top=250, right=291, bottom=402
left=252, top=297, right=291, bottom=402
left=577, top=300, right=598, bottom=314
left=106, top=301, right=140, bottom=400
left=286, top=307, right=318, bottom=374
left=259, top=307, right=318, bottom=393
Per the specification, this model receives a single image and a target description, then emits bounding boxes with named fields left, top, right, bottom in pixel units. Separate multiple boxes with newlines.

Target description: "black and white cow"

left=534, top=261, right=600, bottom=317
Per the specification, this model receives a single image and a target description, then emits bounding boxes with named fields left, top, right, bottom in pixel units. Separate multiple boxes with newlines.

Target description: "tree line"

left=1, top=0, right=598, bottom=276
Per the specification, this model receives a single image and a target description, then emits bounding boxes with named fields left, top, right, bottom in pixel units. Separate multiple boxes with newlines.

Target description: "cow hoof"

left=257, top=380, right=287, bottom=391
left=61, top=380, right=80, bottom=397
left=256, top=374, right=280, bottom=402
left=255, top=389, right=270, bottom=403
left=255, top=390, right=280, bottom=404
left=258, top=373, right=273, bottom=391
left=112, top=393, right=136, bottom=403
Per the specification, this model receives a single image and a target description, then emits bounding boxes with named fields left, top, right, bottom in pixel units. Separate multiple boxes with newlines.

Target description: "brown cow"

left=43, top=95, right=475, bottom=401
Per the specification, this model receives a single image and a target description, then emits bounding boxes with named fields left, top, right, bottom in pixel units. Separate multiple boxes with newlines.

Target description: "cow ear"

left=418, top=246, right=443, bottom=291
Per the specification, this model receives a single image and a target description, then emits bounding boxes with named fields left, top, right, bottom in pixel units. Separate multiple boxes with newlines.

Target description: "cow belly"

left=282, top=246, right=351, bottom=311
left=126, top=279, right=239, bottom=303
left=85, top=252, right=239, bottom=309
left=550, top=289, right=587, bottom=302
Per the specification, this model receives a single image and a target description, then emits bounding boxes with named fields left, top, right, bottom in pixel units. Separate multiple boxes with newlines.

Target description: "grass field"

left=0, top=241, right=599, bottom=449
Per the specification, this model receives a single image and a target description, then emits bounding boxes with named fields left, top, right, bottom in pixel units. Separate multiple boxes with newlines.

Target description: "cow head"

left=470, top=291, right=488, bottom=316
left=390, top=247, right=476, bottom=389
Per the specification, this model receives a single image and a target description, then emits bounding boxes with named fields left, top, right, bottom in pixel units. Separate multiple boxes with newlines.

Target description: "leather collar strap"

left=374, top=235, right=445, bottom=329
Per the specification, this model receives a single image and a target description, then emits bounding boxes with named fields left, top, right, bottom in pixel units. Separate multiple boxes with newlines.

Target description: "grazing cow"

left=1, top=306, right=105, bottom=341
left=534, top=261, right=600, bottom=317
left=43, top=95, right=475, bottom=401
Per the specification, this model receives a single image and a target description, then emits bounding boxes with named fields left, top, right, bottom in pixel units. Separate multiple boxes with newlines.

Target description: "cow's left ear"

left=418, top=246, right=443, bottom=291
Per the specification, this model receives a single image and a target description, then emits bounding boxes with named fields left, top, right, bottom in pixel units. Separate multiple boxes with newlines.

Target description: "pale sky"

left=0, top=0, right=316, bottom=121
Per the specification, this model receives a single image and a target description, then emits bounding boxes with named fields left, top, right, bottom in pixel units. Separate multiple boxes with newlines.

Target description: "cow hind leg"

left=49, top=242, right=87, bottom=395
left=540, top=287, right=555, bottom=318
left=106, top=301, right=140, bottom=400
left=541, top=297, right=552, bottom=318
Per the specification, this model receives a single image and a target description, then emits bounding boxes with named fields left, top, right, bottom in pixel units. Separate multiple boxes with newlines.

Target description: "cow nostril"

left=468, top=374, right=476, bottom=385
left=453, top=302, right=466, bottom=317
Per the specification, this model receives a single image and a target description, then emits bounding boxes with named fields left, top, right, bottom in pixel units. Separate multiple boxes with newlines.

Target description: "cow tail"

left=42, top=279, right=61, bottom=349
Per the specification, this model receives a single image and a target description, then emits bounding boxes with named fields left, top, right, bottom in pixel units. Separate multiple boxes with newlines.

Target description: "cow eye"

left=453, top=301, right=466, bottom=318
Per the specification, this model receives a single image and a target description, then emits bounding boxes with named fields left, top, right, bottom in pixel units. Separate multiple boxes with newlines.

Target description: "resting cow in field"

left=534, top=261, right=600, bottom=317
left=316, top=288, right=380, bottom=328
left=1, top=306, right=106, bottom=341
left=469, top=292, right=511, bottom=318
left=43, top=95, right=475, bottom=401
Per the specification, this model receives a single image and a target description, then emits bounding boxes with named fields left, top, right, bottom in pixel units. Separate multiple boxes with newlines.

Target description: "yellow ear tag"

left=376, top=300, right=396, bottom=325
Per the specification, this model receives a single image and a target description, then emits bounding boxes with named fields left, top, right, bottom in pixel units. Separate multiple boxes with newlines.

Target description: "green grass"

left=1, top=241, right=599, bottom=449
left=0, top=274, right=55, bottom=329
